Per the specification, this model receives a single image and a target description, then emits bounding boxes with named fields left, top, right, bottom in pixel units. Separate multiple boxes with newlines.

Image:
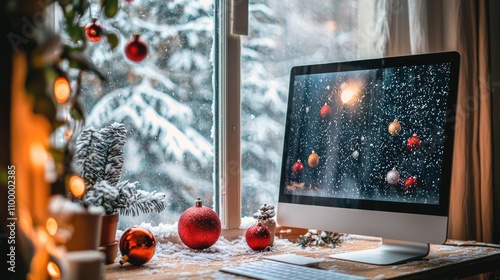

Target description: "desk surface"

left=104, top=237, right=500, bottom=279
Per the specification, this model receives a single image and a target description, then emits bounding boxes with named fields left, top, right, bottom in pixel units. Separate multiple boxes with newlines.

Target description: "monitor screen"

left=277, top=52, right=460, bottom=265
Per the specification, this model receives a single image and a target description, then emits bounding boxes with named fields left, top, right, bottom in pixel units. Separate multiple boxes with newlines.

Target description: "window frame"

left=216, top=0, right=247, bottom=231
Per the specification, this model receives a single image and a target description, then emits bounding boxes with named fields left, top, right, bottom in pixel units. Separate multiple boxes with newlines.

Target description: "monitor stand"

left=330, top=238, right=430, bottom=265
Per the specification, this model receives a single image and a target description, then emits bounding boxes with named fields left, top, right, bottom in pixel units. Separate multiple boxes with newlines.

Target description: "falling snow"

left=284, top=63, right=453, bottom=204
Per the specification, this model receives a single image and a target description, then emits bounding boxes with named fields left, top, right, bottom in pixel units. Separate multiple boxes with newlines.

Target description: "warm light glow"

left=30, top=142, right=48, bottom=168
left=37, top=229, right=49, bottom=244
left=47, top=262, right=61, bottom=278
left=69, top=175, right=86, bottom=198
left=46, top=218, right=58, bottom=236
left=324, top=20, right=337, bottom=31
left=54, top=77, right=71, bottom=103
left=339, top=82, right=360, bottom=105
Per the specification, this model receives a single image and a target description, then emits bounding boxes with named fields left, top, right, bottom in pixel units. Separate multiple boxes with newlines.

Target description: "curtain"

left=368, top=0, right=493, bottom=243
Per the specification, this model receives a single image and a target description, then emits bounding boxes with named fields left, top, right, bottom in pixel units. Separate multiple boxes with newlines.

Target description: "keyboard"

left=219, top=259, right=367, bottom=280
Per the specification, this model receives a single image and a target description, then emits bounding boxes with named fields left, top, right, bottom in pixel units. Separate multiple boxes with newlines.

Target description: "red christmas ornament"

left=178, top=198, right=221, bottom=249
left=292, top=160, right=304, bottom=176
left=404, top=176, right=418, bottom=189
left=407, top=134, right=422, bottom=151
left=245, top=222, right=271, bottom=251
left=320, top=103, right=331, bottom=118
left=85, top=19, right=103, bottom=42
left=125, top=34, right=148, bottom=62
left=119, top=226, right=156, bottom=266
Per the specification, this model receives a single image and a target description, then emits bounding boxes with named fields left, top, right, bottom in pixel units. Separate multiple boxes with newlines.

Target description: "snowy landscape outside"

left=74, top=0, right=358, bottom=227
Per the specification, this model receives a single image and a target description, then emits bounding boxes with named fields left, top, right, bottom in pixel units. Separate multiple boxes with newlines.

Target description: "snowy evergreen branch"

left=73, top=122, right=166, bottom=216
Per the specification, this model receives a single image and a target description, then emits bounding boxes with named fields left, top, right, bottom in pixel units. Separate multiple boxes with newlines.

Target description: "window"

left=76, top=0, right=215, bottom=227
left=240, top=1, right=359, bottom=217
left=70, top=0, right=360, bottom=229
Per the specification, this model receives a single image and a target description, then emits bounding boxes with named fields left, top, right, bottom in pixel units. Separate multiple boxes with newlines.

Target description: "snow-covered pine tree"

left=73, top=122, right=166, bottom=216
left=78, top=0, right=214, bottom=222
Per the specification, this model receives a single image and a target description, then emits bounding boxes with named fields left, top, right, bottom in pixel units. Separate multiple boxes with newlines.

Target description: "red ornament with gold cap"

left=119, top=226, right=156, bottom=266
left=178, top=197, right=221, bottom=249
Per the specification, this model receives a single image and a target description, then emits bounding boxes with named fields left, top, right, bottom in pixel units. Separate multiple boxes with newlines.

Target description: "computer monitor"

left=277, top=51, right=460, bottom=265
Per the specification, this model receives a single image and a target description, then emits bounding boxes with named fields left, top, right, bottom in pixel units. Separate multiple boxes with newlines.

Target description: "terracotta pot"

left=100, top=213, right=119, bottom=246
left=66, top=211, right=103, bottom=251
left=99, top=241, right=118, bottom=265
left=261, top=219, right=276, bottom=246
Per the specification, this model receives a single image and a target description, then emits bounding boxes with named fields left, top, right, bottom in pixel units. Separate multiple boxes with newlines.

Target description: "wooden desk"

left=104, top=237, right=500, bottom=279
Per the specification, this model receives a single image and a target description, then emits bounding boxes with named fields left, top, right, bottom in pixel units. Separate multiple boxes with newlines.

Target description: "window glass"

left=76, top=0, right=215, bottom=227
left=241, top=0, right=359, bottom=217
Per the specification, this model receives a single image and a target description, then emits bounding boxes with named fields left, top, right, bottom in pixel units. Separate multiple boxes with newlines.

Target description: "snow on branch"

left=73, top=122, right=166, bottom=216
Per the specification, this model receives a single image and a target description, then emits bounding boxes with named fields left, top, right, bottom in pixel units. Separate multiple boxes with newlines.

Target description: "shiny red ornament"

left=85, top=19, right=103, bottom=42
left=119, top=226, right=156, bottom=266
left=407, top=134, right=421, bottom=151
left=245, top=222, right=271, bottom=251
left=178, top=198, right=221, bottom=249
left=404, top=176, right=418, bottom=189
left=125, top=34, right=148, bottom=62
left=320, top=103, right=331, bottom=118
left=292, top=160, right=304, bottom=176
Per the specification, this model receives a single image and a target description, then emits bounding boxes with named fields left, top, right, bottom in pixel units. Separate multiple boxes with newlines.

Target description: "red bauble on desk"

left=178, top=198, right=221, bottom=249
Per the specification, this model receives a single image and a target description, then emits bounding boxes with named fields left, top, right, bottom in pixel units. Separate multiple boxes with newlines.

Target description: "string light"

left=54, top=77, right=71, bottom=103
left=30, top=142, right=48, bottom=168
left=46, top=218, right=58, bottom=236
left=47, top=261, right=61, bottom=278
left=69, top=175, right=86, bottom=199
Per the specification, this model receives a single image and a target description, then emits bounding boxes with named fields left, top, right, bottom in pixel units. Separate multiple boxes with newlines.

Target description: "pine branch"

left=103, top=122, right=127, bottom=186
left=85, top=180, right=119, bottom=214
left=73, top=122, right=166, bottom=216
left=73, top=128, right=108, bottom=186
left=119, top=189, right=166, bottom=217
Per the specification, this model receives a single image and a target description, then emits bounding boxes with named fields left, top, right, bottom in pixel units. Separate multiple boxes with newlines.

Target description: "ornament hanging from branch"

left=85, top=18, right=104, bottom=42
left=125, top=34, right=148, bottom=62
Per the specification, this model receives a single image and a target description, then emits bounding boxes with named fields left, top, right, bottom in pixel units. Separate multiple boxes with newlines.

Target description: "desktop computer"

left=276, top=51, right=460, bottom=265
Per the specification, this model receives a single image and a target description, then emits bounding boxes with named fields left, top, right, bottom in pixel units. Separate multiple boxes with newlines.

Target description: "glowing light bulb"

left=69, top=175, right=86, bottom=199
left=47, top=261, right=61, bottom=278
left=30, top=142, right=48, bottom=168
left=54, top=77, right=71, bottom=103
left=46, top=217, right=58, bottom=236
left=338, top=82, right=361, bottom=105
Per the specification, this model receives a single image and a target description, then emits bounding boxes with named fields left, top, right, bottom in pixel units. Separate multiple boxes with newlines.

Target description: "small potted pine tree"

left=72, top=122, right=166, bottom=263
